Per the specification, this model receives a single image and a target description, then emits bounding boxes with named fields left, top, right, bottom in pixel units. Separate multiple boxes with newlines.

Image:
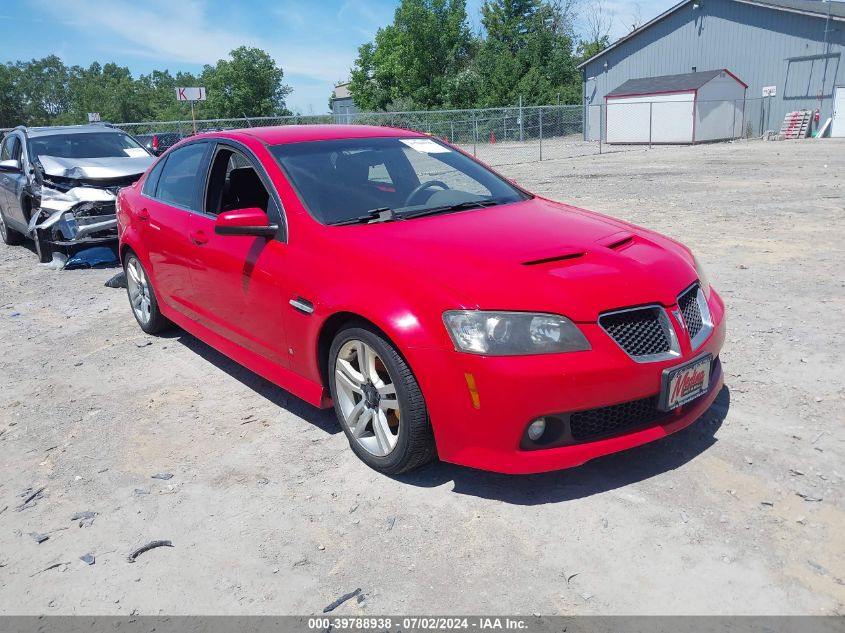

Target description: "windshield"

left=29, top=132, right=149, bottom=160
left=270, top=137, right=530, bottom=225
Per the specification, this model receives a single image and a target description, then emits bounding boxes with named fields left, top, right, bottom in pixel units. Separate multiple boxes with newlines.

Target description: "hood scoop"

left=597, top=231, right=635, bottom=251
left=522, top=251, right=585, bottom=266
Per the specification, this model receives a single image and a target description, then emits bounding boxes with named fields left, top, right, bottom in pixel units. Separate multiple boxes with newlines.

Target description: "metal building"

left=579, top=0, right=845, bottom=139
left=606, top=69, right=747, bottom=143
left=331, top=82, right=359, bottom=124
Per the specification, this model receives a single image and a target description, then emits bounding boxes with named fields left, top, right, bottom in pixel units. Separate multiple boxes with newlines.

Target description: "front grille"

left=599, top=307, right=671, bottom=358
left=678, top=286, right=703, bottom=340
left=569, top=396, right=663, bottom=442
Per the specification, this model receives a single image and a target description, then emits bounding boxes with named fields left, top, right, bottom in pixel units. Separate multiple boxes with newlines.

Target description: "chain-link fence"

left=111, top=105, right=598, bottom=167
left=0, top=97, right=773, bottom=167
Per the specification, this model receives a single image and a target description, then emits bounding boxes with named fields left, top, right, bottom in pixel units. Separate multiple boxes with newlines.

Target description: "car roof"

left=22, top=125, right=126, bottom=138
left=203, top=124, right=427, bottom=145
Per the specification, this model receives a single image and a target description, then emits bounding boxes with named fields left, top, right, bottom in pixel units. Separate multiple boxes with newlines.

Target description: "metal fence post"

left=649, top=102, right=653, bottom=148
left=519, top=95, right=524, bottom=143
left=473, top=114, right=478, bottom=156
left=450, top=121, right=454, bottom=142
left=732, top=100, right=737, bottom=139
left=766, top=94, right=771, bottom=132
left=742, top=97, right=748, bottom=138
left=539, top=107, right=543, bottom=161
left=599, top=104, right=603, bottom=155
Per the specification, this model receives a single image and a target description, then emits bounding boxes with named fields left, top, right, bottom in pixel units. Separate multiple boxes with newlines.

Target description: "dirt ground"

left=0, top=139, right=843, bottom=616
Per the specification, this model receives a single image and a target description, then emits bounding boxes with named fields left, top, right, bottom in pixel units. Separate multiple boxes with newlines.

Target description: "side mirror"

left=214, top=208, right=278, bottom=237
left=0, top=159, right=21, bottom=172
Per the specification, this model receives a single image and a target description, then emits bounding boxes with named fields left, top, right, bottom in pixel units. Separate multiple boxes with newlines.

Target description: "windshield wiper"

left=329, top=207, right=400, bottom=226
left=399, top=199, right=502, bottom=220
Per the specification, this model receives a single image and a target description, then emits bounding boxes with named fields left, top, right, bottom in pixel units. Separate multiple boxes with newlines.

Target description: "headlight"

left=693, top=255, right=711, bottom=297
left=443, top=310, right=591, bottom=355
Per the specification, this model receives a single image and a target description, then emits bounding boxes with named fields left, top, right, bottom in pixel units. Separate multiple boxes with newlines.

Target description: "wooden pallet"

left=780, top=110, right=812, bottom=139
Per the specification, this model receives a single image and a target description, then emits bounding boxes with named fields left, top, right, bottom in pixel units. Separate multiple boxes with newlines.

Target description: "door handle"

left=190, top=229, right=209, bottom=246
left=137, top=208, right=149, bottom=222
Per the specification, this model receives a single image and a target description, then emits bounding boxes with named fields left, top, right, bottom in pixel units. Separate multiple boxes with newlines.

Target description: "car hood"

left=37, top=154, right=154, bottom=180
left=335, top=198, right=698, bottom=322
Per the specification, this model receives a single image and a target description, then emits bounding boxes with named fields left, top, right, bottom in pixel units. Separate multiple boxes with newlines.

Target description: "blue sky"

left=1, top=0, right=675, bottom=115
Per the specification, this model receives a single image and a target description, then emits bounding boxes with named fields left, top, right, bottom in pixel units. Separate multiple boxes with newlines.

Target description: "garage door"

left=833, top=87, right=845, bottom=138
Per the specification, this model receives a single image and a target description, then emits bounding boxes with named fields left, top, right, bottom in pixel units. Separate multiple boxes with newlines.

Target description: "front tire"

left=33, top=230, right=54, bottom=263
left=0, top=208, right=25, bottom=246
left=123, top=252, right=170, bottom=334
left=329, top=325, right=436, bottom=474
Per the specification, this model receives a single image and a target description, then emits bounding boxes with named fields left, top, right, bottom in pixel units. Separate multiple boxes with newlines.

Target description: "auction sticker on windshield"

left=660, top=354, right=712, bottom=411
left=400, top=138, right=450, bottom=153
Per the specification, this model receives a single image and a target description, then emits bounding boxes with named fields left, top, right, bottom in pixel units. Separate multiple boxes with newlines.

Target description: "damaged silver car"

left=0, top=124, right=153, bottom=262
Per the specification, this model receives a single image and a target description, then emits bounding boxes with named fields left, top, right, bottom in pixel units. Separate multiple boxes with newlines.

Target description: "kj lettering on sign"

left=176, top=87, right=207, bottom=101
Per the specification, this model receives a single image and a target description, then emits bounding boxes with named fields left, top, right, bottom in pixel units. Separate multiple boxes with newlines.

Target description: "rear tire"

left=0, top=208, right=25, bottom=246
left=329, top=324, right=436, bottom=474
left=123, top=251, right=171, bottom=334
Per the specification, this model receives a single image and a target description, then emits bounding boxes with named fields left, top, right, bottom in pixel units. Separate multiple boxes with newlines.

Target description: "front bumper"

left=408, top=291, right=726, bottom=474
left=40, top=213, right=117, bottom=244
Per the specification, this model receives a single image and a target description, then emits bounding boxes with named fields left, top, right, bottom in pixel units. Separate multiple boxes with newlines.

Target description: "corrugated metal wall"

left=582, top=0, right=845, bottom=138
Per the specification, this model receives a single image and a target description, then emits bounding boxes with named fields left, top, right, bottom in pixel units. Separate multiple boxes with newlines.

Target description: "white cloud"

left=36, top=0, right=354, bottom=79
left=32, top=0, right=360, bottom=111
left=44, top=0, right=245, bottom=65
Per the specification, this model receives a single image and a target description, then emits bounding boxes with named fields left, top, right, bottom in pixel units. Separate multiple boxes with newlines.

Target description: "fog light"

left=527, top=418, right=546, bottom=441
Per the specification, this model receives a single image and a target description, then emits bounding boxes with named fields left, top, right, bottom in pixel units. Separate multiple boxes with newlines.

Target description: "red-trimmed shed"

left=605, top=69, right=748, bottom=144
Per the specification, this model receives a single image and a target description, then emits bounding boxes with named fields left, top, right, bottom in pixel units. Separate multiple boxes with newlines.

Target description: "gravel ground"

left=0, top=138, right=843, bottom=616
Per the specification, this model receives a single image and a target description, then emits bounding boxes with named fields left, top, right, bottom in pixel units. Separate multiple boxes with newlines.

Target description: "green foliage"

left=200, top=46, right=292, bottom=119
left=1, top=47, right=293, bottom=128
left=349, top=0, right=476, bottom=111
left=349, top=0, right=583, bottom=111
left=576, top=35, right=611, bottom=63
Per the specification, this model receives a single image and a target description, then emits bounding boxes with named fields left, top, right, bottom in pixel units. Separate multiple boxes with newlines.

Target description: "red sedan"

left=116, top=125, right=725, bottom=475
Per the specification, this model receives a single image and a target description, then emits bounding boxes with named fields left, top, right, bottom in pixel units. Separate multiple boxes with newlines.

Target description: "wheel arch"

left=119, top=242, right=135, bottom=263
left=316, top=311, right=395, bottom=388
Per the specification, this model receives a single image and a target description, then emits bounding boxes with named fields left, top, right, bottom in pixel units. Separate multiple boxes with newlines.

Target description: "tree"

left=61, top=62, right=155, bottom=124
left=0, top=64, right=24, bottom=128
left=576, top=35, right=610, bottom=62
left=547, top=0, right=581, bottom=36
left=0, top=47, right=295, bottom=127
left=137, top=69, right=201, bottom=121
left=469, top=0, right=579, bottom=106
left=481, top=0, right=551, bottom=54
left=200, top=47, right=292, bottom=118
left=13, top=55, right=72, bottom=125
left=577, top=0, right=612, bottom=61
left=349, top=0, right=475, bottom=111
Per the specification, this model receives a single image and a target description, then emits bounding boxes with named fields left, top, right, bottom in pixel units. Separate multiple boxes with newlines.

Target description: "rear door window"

left=154, top=143, right=207, bottom=210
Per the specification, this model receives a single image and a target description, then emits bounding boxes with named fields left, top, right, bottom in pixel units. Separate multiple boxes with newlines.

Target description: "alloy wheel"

left=126, top=257, right=152, bottom=325
left=334, top=339, right=401, bottom=456
left=0, top=213, right=7, bottom=240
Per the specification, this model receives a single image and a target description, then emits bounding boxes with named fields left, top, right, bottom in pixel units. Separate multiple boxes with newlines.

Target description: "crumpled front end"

left=27, top=154, right=151, bottom=249
left=28, top=185, right=120, bottom=246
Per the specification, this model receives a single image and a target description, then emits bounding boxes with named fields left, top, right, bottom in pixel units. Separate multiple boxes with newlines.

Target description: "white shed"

left=605, top=69, right=747, bottom=144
